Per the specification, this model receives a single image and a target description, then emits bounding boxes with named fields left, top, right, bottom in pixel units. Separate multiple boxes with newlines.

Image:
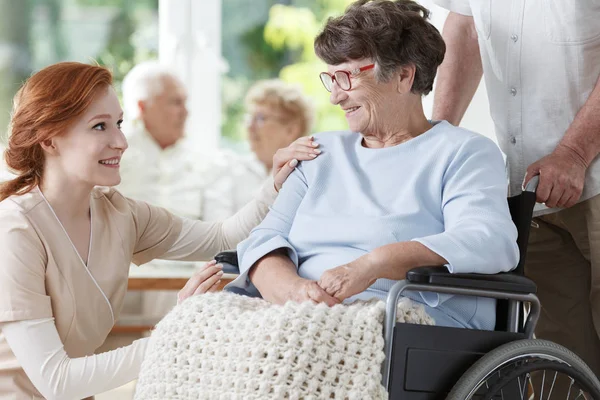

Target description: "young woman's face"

left=50, top=86, right=128, bottom=187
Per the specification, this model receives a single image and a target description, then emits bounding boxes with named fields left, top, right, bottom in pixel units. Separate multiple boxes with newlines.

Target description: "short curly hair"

left=314, top=0, right=445, bottom=95
left=245, top=79, right=314, bottom=137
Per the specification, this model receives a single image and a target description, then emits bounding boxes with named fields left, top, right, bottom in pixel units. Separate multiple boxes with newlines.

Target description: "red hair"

left=0, top=62, right=113, bottom=201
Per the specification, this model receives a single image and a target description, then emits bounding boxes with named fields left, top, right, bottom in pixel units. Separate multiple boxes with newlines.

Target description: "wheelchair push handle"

left=523, top=175, right=539, bottom=193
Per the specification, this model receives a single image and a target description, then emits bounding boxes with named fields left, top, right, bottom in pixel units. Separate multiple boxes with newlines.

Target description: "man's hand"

left=318, top=256, right=377, bottom=302
left=272, top=136, right=320, bottom=192
left=524, top=144, right=588, bottom=208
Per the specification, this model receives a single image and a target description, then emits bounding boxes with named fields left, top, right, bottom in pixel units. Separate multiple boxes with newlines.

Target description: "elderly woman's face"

left=246, top=103, right=301, bottom=170
left=327, top=59, right=399, bottom=135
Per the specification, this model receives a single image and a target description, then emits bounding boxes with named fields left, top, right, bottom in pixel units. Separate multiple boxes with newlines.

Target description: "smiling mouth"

left=99, top=158, right=120, bottom=166
left=344, top=106, right=360, bottom=114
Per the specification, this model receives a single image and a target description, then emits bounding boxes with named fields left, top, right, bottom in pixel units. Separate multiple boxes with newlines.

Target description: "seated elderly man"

left=244, top=79, right=314, bottom=175
left=229, top=0, right=519, bottom=330
left=119, top=62, right=266, bottom=221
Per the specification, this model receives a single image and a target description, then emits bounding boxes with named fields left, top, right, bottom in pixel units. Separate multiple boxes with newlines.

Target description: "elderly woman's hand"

left=318, top=257, right=377, bottom=302
left=264, top=275, right=340, bottom=306
left=177, top=260, right=223, bottom=304
left=288, top=278, right=341, bottom=307
left=272, top=136, right=320, bottom=192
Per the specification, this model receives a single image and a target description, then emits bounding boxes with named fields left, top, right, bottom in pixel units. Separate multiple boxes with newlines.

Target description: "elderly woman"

left=245, top=79, right=315, bottom=173
left=228, top=0, right=518, bottom=330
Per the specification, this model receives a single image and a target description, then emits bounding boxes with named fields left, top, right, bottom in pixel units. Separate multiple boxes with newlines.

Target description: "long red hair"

left=0, top=62, right=113, bottom=201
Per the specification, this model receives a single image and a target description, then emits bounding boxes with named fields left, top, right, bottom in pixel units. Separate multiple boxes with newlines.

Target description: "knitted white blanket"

left=134, top=292, right=435, bottom=400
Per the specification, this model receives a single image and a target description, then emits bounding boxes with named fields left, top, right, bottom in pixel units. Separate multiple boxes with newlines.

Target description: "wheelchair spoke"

left=546, top=371, right=557, bottom=400
left=518, top=375, right=524, bottom=399
left=518, top=372, right=532, bottom=400
left=540, top=370, right=546, bottom=399
left=499, top=370, right=504, bottom=400
left=566, top=377, right=574, bottom=399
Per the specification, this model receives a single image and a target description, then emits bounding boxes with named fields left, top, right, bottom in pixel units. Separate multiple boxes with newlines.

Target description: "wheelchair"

left=215, top=176, right=600, bottom=399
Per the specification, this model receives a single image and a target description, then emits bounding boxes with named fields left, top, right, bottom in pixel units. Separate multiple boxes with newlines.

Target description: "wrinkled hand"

left=282, top=278, right=340, bottom=307
left=318, top=258, right=377, bottom=302
left=272, top=136, right=320, bottom=192
left=177, top=260, right=223, bottom=304
left=524, top=144, right=588, bottom=208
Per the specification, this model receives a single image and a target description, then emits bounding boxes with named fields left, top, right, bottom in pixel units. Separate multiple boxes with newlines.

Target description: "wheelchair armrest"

left=214, top=250, right=240, bottom=274
left=406, top=266, right=537, bottom=294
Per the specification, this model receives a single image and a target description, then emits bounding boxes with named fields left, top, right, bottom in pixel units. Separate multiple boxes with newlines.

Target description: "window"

left=0, top=0, right=158, bottom=145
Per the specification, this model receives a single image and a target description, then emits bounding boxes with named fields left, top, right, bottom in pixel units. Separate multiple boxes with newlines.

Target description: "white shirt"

left=434, top=0, right=600, bottom=212
left=119, top=121, right=266, bottom=221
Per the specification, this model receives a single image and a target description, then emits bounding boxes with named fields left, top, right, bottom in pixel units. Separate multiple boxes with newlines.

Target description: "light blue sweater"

left=229, top=121, right=519, bottom=330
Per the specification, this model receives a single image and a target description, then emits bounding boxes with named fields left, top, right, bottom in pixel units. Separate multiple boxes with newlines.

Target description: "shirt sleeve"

left=132, top=176, right=278, bottom=264
left=229, top=166, right=307, bottom=291
left=1, top=318, right=148, bottom=400
left=413, top=135, right=519, bottom=275
left=432, top=0, right=472, bottom=16
left=0, top=210, right=52, bottom=323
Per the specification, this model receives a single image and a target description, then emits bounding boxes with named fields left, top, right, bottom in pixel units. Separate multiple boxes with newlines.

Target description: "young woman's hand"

left=177, top=260, right=223, bottom=304
left=272, top=136, right=320, bottom=192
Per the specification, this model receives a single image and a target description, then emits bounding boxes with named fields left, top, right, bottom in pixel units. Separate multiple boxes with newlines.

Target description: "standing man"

left=432, top=0, right=600, bottom=375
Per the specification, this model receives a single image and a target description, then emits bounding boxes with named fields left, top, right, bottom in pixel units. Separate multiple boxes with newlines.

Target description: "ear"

left=40, top=137, right=59, bottom=156
left=137, top=100, right=146, bottom=114
left=396, top=64, right=417, bottom=94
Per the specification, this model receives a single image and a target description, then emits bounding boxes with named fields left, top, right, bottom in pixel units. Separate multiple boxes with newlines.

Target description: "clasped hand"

left=288, top=256, right=377, bottom=306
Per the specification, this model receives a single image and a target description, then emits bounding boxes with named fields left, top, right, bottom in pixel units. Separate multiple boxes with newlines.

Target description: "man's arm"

left=559, top=74, right=600, bottom=168
left=524, top=74, right=600, bottom=208
left=432, top=12, right=483, bottom=125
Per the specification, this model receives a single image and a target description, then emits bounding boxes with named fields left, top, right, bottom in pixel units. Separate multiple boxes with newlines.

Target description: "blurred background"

left=0, top=0, right=494, bottom=154
left=0, top=2, right=495, bottom=398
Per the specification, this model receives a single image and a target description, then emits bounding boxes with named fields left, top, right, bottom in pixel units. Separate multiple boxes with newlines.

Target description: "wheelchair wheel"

left=447, top=339, right=600, bottom=400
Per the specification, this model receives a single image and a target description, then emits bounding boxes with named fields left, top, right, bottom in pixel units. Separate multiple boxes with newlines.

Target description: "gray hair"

left=314, top=0, right=445, bottom=95
left=245, top=79, right=315, bottom=137
left=122, top=61, right=182, bottom=121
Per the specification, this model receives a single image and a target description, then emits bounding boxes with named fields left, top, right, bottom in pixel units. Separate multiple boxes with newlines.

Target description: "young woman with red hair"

left=0, top=62, right=319, bottom=399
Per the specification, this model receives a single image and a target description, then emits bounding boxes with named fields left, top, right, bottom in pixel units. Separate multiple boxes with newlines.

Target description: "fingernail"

left=289, top=159, right=298, bottom=167
left=313, top=149, right=321, bottom=154
left=311, top=142, right=319, bottom=147
left=215, top=263, right=223, bottom=269
left=217, top=271, right=224, bottom=275
left=310, top=153, right=317, bottom=158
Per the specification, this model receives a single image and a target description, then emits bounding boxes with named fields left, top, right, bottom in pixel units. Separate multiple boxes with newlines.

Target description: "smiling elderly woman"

left=228, top=0, right=519, bottom=330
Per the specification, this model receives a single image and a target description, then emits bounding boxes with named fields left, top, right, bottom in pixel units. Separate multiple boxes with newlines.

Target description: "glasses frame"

left=243, top=112, right=287, bottom=128
left=319, top=64, right=375, bottom=92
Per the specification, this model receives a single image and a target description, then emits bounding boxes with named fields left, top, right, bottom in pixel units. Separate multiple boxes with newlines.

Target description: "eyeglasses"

left=319, top=64, right=375, bottom=92
left=243, top=112, right=286, bottom=127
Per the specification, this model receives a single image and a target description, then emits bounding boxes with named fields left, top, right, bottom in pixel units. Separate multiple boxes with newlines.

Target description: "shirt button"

left=510, top=87, right=517, bottom=96
left=511, top=34, right=518, bottom=42
left=510, top=136, right=517, bottom=144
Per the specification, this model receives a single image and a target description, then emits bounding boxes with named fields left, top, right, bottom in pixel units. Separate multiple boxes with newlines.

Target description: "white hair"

left=122, top=61, right=182, bottom=122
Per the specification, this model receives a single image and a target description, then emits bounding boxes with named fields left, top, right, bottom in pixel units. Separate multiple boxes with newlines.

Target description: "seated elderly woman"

left=228, top=0, right=519, bottom=330
left=245, top=79, right=315, bottom=174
